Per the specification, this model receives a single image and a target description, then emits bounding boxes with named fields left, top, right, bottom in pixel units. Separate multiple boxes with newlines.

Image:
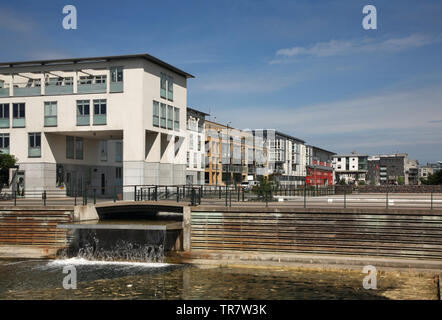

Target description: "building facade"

left=305, top=145, right=335, bottom=186
left=185, top=107, right=207, bottom=185
left=332, top=153, right=368, bottom=184
left=255, top=130, right=306, bottom=186
left=0, top=54, right=193, bottom=199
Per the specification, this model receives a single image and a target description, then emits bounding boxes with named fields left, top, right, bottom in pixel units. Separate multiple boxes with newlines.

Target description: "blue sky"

left=1, top=0, right=442, bottom=163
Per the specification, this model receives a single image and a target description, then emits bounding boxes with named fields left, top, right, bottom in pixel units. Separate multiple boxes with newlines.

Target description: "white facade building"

left=332, top=153, right=368, bottom=184
left=0, top=54, right=193, bottom=199
left=185, top=107, right=207, bottom=185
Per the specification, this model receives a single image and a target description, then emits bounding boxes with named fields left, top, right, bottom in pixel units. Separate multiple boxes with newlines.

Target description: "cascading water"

left=57, top=220, right=181, bottom=263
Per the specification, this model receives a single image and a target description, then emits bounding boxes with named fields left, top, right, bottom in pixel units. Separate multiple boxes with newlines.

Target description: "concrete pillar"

left=182, top=206, right=191, bottom=251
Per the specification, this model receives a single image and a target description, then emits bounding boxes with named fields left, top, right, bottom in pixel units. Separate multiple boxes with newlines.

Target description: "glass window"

left=189, top=134, right=193, bottom=150
left=66, top=136, right=74, bottom=159
left=100, top=140, right=107, bottom=161
left=174, top=107, right=179, bottom=131
left=77, top=100, right=90, bottom=126
left=198, top=136, right=201, bottom=151
left=93, top=99, right=106, bottom=115
left=186, top=152, right=190, bottom=168
left=115, top=141, right=123, bottom=162
left=0, top=104, right=9, bottom=128
left=153, top=101, right=159, bottom=127
left=110, top=67, right=123, bottom=82
left=167, top=76, right=173, bottom=101
left=28, top=132, right=41, bottom=157
left=160, top=73, right=167, bottom=98
left=167, top=105, right=173, bottom=129
left=13, top=103, right=25, bottom=118
left=193, top=152, right=197, bottom=168
left=75, top=137, right=83, bottom=160
left=0, top=133, right=10, bottom=153
left=160, top=103, right=166, bottom=128
left=79, top=76, right=93, bottom=85
left=44, top=101, right=57, bottom=127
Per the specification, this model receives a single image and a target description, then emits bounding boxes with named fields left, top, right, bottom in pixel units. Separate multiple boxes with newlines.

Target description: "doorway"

left=101, top=173, right=105, bottom=195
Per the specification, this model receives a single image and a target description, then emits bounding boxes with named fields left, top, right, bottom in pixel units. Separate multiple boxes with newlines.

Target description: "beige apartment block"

left=0, top=54, right=193, bottom=199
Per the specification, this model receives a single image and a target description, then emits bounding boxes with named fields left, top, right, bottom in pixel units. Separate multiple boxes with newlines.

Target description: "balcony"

left=110, top=82, right=123, bottom=93
left=77, top=82, right=106, bottom=94
left=0, top=84, right=9, bottom=97
left=77, top=115, right=90, bottom=126
left=0, top=118, right=9, bottom=128
left=28, top=147, right=41, bottom=157
left=13, top=84, right=41, bottom=97
left=44, top=116, right=57, bottom=127
left=45, top=84, right=73, bottom=95
left=12, top=118, right=25, bottom=128
left=93, top=114, right=106, bottom=125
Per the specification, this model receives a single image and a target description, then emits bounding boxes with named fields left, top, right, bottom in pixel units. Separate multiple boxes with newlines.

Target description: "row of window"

left=0, top=100, right=107, bottom=128
left=0, top=133, right=122, bottom=162
left=152, top=101, right=179, bottom=130
left=186, top=151, right=205, bottom=169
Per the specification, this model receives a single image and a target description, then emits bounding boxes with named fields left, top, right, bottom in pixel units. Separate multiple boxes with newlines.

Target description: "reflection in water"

left=0, top=259, right=438, bottom=300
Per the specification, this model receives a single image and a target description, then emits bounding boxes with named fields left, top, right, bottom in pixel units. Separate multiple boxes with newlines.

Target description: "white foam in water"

left=47, top=257, right=171, bottom=268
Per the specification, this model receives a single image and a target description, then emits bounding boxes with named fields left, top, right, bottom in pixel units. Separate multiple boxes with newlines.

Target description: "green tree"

left=420, top=170, right=442, bottom=185
left=338, top=179, right=347, bottom=185
left=0, top=153, right=18, bottom=186
left=397, top=176, right=404, bottom=185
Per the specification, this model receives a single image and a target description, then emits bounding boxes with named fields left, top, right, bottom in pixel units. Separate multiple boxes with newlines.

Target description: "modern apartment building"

left=185, top=107, right=208, bottom=185
left=418, top=162, right=442, bottom=184
left=332, top=153, right=368, bottom=184
left=367, top=153, right=419, bottom=185
left=0, top=54, right=193, bottom=199
left=204, top=121, right=267, bottom=186
left=255, top=130, right=306, bottom=186
left=305, top=145, right=335, bottom=186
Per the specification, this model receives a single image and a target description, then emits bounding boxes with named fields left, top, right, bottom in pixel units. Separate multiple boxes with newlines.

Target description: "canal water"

left=0, top=258, right=438, bottom=300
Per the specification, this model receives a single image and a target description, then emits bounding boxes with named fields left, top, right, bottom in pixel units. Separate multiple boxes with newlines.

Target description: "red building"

left=306, top=146, right=335, bottom=186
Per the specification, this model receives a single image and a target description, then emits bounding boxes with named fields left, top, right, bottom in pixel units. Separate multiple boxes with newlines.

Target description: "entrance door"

left=16, top=171, right=25, bottom=197
left=101, top=173, right=105, bottom=195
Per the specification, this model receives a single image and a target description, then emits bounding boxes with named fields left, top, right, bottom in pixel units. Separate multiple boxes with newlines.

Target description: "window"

left=186, top=152, right=190, bottom=168
left=95, top=75, right=107, bottom=84
left=152, top=101, right=159, bottom=126
left=77, top=100, right=90, bottom=125
left=44, top=101, right=57, bottom=127
left=111, top=67, right=123, bottom=82
left=12, top=103, right=25, bottom=127
left=174, top=107, right=179, bottom=131
left=198, top=136, right=201, bottom=151
left=115, top=141, right=123, bottom=162
left=28, top=132, right=41, bottom=157
left=0, top=104, right=9, bottom=128
left=79, top=76, right=93, bottom=85
left=93, top=99, right=106, bottom=125
left=201, top=154, right=205, bottom=169
left=193, top=153, right=197, bottom=168
left=160, top=73, right=167, bottom=98
left=116, top=167, right=122, bottom=186
left=66, top=136, right=83, bottom=160
left=189, top=134, right=193, bottom=150
left=167, top=105, right=173, bottom=129
left=0, top=133, right=10, bottom=154
left=160, top=103, right=166, bottom=128
left=100, top=140, right=107, bottom=161
left=66, top=136, right=74, bottom=159
left=167, top=76, right=173, bottom=101
left=75, top=137, right=83, bottom=160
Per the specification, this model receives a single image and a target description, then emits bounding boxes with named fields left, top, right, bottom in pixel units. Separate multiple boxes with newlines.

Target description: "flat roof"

left=333, top=154, right=368, bottom=157
left=306, top=145, right=336, bottom=155
left=187, top=107, right=210, bottom=116
left=274, top=130, right=305, bottom=144
left=0, top=53, right=195, bottom=78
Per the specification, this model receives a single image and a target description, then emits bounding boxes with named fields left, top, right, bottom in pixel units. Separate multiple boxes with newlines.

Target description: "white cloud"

left=272, top=34, right=440, bottom=62
left=212, top=85, right=442, bottom=154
